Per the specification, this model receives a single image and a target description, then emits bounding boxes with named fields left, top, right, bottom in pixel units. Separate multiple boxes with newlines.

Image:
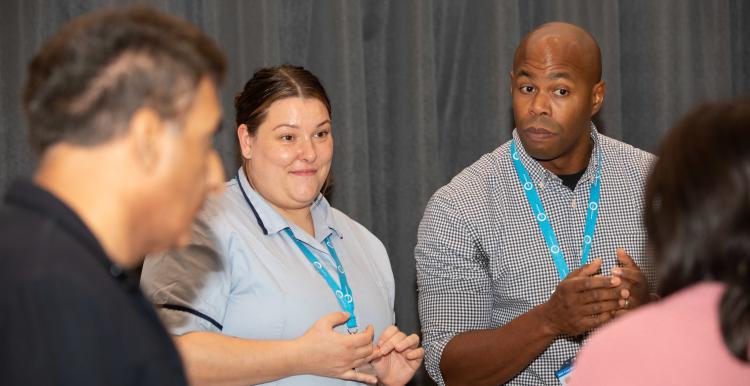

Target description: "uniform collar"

left=235, top=168, right=341, bottom=244
left=511, top=123, right=603, bottom=191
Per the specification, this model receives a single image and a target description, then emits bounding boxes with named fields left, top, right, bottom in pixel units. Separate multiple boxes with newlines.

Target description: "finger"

left=340, top=369, right=377, bottom=385
left=620, top=288, right=631, bottom=300
left=578, top=287, right=622, bottom=304
left=352, top=344, right=375, bottom=363
left=582, top=300, right=621, bottom=316
left=379, top=330, right=407, bottom=355
left=568, top=258, right=602, bottom=278
left=568, top=275, right=619, bottom=292
left=616, top=248, right=639, bottom=268
left=394, top=333, right=420, bottom=352
left=376, top=325, right=399, bottom=347
left=319, top=311, right=351, bottom=329
left=346, top=325, right=375, bottom=348
left=405, top=347, right=426, bottom=361
left=612, top=266, right=644, bottom=283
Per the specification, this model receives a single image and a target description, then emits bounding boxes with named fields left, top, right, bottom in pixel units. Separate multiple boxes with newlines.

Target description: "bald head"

left=513, top=22, right=602, bottom=83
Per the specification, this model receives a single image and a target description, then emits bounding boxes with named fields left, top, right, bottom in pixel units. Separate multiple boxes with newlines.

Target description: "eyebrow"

left=517, top=70, right=533, bottom=79
left=271, top=119, right=332, bottom=131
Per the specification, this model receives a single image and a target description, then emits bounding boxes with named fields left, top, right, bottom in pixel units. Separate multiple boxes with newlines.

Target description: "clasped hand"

left=542, top=250, right=650, bottom=337
left=297, top=311, right=423, bottom=386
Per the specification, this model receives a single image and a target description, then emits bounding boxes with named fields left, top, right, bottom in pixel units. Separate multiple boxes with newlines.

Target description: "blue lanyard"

left=283, top=228, right=358, bottom=332
left=510, top=140, right=602, bottom=280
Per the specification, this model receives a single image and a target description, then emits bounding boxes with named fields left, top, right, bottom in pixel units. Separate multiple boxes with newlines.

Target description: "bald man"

left=416, top=22, right=657, bottom=385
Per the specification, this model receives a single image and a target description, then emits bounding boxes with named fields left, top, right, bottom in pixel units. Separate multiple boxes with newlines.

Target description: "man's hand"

left=540, top=259, right=622, bottom=337
left=611, top=248, right=651, bottom=314
left=295, top=312, right=377, bottom=384
left=371, top=325, right=423, bottom=386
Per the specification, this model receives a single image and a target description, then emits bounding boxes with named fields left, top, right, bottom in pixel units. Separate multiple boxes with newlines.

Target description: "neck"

left=538, top=136, right=593, bottom=175
left=278, top=206, right=315, bottom=237
left=34, top=145, right=139, bottom=268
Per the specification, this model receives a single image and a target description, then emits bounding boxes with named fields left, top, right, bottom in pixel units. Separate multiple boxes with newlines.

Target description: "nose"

left=530, top=91, right=551, bottom=116
left=298, top=137, right=318, bottom=163
left=207, top=151, right=225, bottom=195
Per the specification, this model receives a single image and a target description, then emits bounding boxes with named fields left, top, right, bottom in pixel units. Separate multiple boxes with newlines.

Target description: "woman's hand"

left=295, top=312, right=377, bottom=384
left=371, top=325, right=424, bottom=386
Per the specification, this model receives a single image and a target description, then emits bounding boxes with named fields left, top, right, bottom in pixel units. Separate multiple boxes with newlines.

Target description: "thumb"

left=569, top=258, right=602, bottom=278
left=317, top=311, right=350, bottom=329
left=616, top=248, right=637, bottom=268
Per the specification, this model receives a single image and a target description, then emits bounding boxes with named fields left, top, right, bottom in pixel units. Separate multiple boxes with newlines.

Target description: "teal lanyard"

left=510, top=140, right=602, bottom=280
left=283, top=228, right=358, bottom=332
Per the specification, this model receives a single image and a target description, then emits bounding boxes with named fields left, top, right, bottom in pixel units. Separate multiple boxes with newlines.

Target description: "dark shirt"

left=0, top=180, right=187, bottom=386
left=558, top=168, right=587, bottom=191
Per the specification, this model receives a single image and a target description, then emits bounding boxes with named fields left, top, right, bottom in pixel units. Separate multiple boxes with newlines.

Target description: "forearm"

left=439, top=304, right=557, bottom=386
left=174, top=332, right=305, bottom=386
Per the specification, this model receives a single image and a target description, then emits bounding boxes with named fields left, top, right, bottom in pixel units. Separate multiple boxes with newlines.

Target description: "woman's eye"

left=315, top=130, right=329, bottom=138
left=280, top=135, right=294, bottom=142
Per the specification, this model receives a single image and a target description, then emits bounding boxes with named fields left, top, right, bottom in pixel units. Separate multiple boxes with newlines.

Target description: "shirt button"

left=538, top=182, right=544, bottom=189
left=571, top=199, right=577, bottom=208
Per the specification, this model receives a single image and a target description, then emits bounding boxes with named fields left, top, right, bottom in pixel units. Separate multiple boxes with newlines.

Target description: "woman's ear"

left=237, top=124, right=253, bottom=160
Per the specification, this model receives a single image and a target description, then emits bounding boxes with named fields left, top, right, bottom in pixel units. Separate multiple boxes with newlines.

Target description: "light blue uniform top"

left=141, top=168, right=396, bottom=385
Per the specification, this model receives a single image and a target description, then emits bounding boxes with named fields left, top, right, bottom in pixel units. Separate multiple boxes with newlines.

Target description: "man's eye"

left=520, top=86, right=535, bottom=94
left=553, top=88, right=569, bottom=96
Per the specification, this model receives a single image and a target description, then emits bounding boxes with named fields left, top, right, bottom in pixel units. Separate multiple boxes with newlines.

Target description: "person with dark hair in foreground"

left=416, top=22, right=657, bottom=385
left=570, top=99, right=750, bottom=385
left=0, top=6, right=226, bottom=385
left=140, top=64, right=423, bottom=386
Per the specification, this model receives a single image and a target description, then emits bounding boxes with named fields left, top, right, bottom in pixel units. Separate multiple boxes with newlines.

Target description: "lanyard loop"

left=510, top=140, right=602, bottom=280
left=283, top=228, right=358, bottom=331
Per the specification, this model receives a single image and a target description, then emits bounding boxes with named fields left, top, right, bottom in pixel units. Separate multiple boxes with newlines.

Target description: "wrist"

left=287, top=337, right=311, bottom=376
left=534, top=302, right=561, bottom=337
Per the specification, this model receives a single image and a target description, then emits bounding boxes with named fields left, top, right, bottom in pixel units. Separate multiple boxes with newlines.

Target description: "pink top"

left=569, top=282, right=750, bottom=386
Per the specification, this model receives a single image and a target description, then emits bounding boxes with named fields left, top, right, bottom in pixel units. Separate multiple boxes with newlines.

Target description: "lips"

left=290, top=169, right=317, bottom=176
left=523, top=126, right=555, bottom=141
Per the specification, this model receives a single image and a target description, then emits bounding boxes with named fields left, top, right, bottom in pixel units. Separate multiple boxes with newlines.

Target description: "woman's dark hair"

left=234, top=65, right=334, bottom=197
left=645, top=99, right=750, bottom=361
left=234, top=64, right=331, bottom=134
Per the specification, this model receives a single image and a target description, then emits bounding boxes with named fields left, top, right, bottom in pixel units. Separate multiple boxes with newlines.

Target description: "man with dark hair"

left=416, top=22, right=657, bottom=385
left=0, top=6, right=226, bottom=385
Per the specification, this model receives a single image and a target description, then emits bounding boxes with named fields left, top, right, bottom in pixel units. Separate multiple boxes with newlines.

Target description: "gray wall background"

left=1, top=1, right=749, bottom=384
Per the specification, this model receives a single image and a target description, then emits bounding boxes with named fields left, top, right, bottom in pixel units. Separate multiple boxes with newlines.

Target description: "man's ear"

left=128, top=107, right=166, bottom=172
left=509, top=70, right=516, bottom=96
left=237, top=124, right=253, bottom=160
left=591, top=80, right=606, bottom=116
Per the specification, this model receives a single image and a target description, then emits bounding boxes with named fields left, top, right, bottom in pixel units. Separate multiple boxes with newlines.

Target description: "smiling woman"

left=140, top=65, right=424, bottom=386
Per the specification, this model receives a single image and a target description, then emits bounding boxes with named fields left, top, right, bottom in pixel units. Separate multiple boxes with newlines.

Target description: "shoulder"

left=598, top=133, right=655, bottom=180
left=572, top=283, right=726, bottom=384
left=427, top=144, right=509, bottom=216
left=330, top=207, right=387, bottom=253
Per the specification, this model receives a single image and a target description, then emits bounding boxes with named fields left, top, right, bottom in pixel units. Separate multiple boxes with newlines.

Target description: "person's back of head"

left=23, top=5, right=226, bottom=155
left=21, top=5, right=228, bottom=266
left=645, top=98, right=750, bottom=361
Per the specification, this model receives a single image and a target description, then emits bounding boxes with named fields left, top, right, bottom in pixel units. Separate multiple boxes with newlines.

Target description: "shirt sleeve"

left=415, top=191, right=493, bottom=386
left=140, top=214, right=231, bottom=334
